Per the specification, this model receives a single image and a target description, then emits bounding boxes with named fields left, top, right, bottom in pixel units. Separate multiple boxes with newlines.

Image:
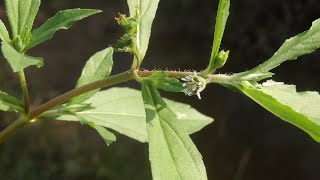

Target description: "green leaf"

left=0, top=20, right=10, bottom=42
left=5, top=0, right=40, bottom=44
left=26, top=9, right=102, bottom=50
left=76, top=114, right=116, bottom=146
left=0, top=90, right=24, bottom=112
left=127, top=0, right=160, bottom=61
left=92, top=124, right=117, bottom=146
left=203, top=0, right=230, bottom=75
left=1, top=41, right=43, bottom=72
left=144, top=71, right=185, bottom=92
left=238, top=18, right=320, bottom=77
left=141, top=82, right=207, bottom=180
left=237, top=80, right=320, bottom=142
left=57, top=87, right=213, bottom=142
left=68, top=47, right=114, bottom=105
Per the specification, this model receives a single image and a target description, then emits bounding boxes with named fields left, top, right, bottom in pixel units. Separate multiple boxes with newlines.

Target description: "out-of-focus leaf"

left=0, top=90, right=24, bottom=112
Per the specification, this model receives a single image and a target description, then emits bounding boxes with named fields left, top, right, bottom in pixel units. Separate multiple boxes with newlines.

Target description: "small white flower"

left=181, top=72, right=206, bottom=99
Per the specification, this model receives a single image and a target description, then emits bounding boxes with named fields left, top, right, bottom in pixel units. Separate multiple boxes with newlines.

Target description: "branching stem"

left=0, top=69, right=237, bottom=144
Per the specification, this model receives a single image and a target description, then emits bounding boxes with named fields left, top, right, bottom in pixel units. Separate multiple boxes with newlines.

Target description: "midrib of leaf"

left=237, top=18, right=320, bottom=77
left=159, top=119, right=182, bottom=179
left=160, top=118, right=202, bottom=179
left=143, top=83, right=207, bottom=179
left=18, top=1, right=32, bottom=35
left=237, top=82, right=320, bottom=141
left=83, top=94, right=139, bottom=106
left=253, top=29, right=320, bottom=73
left=31, top=9, right=100, bottom=43
left=80, top=112, right=144, bottom=117
left=6, top=0, right=18, bottom=37
left=79, top=113, right=146, bottom=137
left=144, top=84, right=181, bottom=179
left=33, top=14, right=86, bottom=39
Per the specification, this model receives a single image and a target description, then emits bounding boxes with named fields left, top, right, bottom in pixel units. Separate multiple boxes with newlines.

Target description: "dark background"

left=1, top=0, right=320, bottom=179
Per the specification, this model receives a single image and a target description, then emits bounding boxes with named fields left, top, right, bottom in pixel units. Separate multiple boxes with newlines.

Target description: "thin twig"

left=18, top=71, right=30, bottom=114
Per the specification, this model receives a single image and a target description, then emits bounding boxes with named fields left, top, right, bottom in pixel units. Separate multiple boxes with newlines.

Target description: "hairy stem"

left=0, top=69, right=237, bottom=144
left=18, top=71, right=30, bottom=114
left=29, top=70, right=134, bottom=120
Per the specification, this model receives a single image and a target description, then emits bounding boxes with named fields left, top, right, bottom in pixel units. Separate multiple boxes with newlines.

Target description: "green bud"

left=114, top=12, right=139, bottom=53
left=213, top=50, right=229, bottom=70
left=11, top=36, right=24, bottom=52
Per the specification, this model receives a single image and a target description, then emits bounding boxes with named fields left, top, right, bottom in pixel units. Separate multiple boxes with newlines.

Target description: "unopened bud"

left=213, top=50, right=229, bottom=70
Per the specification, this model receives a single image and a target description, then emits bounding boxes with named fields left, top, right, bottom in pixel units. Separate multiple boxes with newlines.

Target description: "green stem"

left=0, top=116, right=29, bottom=144
left=29, top=70, right=134, bottom=120
left=0, top=71, right=134, bottom=144
left=0, top=69, right=238, bottom=144
left=18, top=71, right=30, bottom=114
left=138, top=70, right=197, bottom=78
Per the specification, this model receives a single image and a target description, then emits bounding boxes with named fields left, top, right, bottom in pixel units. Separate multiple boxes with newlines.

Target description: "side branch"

left=0, top=69, right=236, bottom=144
left=18, top=71, right=30, bottom=114
left=29, top=70, right=134, bottom=119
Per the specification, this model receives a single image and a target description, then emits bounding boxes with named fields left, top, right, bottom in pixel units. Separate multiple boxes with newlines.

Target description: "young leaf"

left=26, top=9, right=102, bottom=50
left=1, top=41, right=43, bottom=72
left=5, top=0, right=40, bottom=46
left=237, top=80, right=320, bottom=142
left=144, top=71, right=185, bottom=92
left=202, top=0, right=230, bottom=75
left=0, top=90, right=24, bottom=112
left=57, top=87, right=213, bottom=142
left=141, top=82, right=207, bottom=180
left=68, top=47, right=114, bottom=105
left=77, top=114, right=116, bottom=146
left=0, top=20, right=10, bottom=42
left=238, top=18, right=320, bottom=77
left=127, top=0, right=160, bottom=61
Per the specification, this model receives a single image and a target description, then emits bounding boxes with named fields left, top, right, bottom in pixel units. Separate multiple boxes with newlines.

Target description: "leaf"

left=0, top=20, right=10, bottom=42
left=127, top=0, right=160, bottom=61
left=238, top=18, right=320, bottom=77
left=141, top=82, right=207, bottom=180
left=92, top=124, right=117, bottom=146
left=237, top=80, right=320, bottom=142
left=26, top=9, right=102, bottom=50
left=76, top=114, right=116, bottom=146
left=1, top=41, right=43, bottom=72
left=57, top=87, right=213, bottom=142
left=68, top=47, right=114, bottom=105
left=5, top=0, right=40, bottom=43
left=144, top=71, right=185, bottom=92
left=0, top=90, right=24, bottom=112
left=204, top=0, right=230, bottom=74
